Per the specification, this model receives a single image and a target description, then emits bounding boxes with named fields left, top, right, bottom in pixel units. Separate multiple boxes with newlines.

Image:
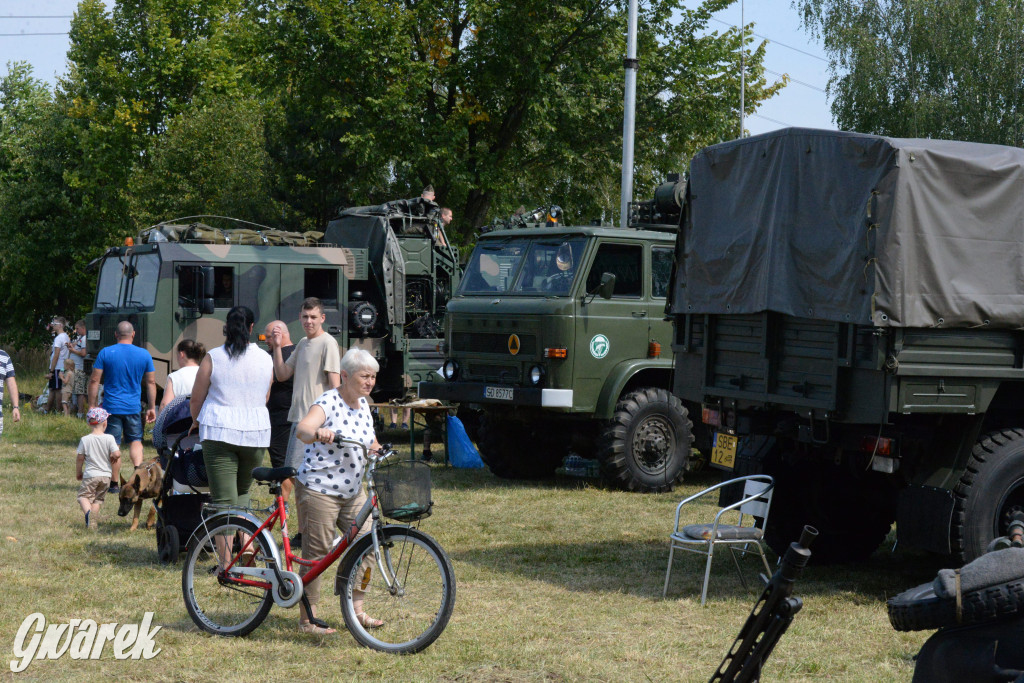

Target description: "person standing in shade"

left=264, top=320, right=295, bottom=475
left=271, top=297, right=341, bottom=548
left=67, top=320, right=89, bottom=418
left=158, top=339, right=206, bottom=414
left=88, top=321, right=157, bottom=492
left=0, top=348, right=21, bottom=438
left=44, top=317, right=70, bottom=414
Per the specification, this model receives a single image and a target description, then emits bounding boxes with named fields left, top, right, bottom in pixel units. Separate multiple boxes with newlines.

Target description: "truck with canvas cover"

left=670, top=128, right=1024, bottom=562
left=86, top=222, right=362, bottom=388
left=87, top=203, right=459, bottom=404
left=420, top=184, right=696, bottom=492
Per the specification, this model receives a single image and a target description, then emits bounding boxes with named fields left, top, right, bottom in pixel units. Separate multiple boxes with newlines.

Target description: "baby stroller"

left=152, top=395, right=210, bottom=564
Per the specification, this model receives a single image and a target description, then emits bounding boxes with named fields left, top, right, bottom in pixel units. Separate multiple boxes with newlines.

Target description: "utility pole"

left=739, top=0, right=745, bottom=138
left=619, top=0, right=639, bottom=228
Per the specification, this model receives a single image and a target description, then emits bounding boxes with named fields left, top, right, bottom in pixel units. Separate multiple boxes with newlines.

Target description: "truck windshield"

left=511, top=238, right=585, bottom=295
left=460, top=237, right=586, bottom=296
left=460, top=241, right=528, bottom=294
left=94, top=252, right=161, bottom=310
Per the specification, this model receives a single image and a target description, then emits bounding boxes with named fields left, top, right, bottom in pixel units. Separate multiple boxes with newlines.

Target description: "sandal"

left=356, top=612, right=384, bottom=629
left=299, top=621, right=337, bottom=635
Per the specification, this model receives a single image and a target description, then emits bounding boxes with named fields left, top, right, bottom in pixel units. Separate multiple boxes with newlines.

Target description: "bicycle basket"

left=374, top=459, right=433, bottom=522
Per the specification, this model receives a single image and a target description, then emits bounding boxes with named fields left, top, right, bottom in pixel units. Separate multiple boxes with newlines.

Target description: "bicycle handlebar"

left=331, top=433, right=396, bottom=464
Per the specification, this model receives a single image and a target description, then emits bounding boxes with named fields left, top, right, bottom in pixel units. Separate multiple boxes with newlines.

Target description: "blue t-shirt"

left=94, top=343, right=155, bottom=414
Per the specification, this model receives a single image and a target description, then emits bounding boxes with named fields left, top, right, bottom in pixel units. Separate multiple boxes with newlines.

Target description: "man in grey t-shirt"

left=271, top=297, right=341, bottom=544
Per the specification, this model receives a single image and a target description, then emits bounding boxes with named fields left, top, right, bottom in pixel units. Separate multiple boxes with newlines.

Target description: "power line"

left=0, top=16, right=72, bottom=19
left=752, top=112, right=797, bottom=128
left=710, top=16, right=828, bottom=63
left=0, top=32, right=69, bottom=36
left=764, top=68, right=827, bottom=93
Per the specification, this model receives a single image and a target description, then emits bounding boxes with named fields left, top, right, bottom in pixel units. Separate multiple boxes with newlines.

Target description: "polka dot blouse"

left=295, top=390, right=374, bottom=498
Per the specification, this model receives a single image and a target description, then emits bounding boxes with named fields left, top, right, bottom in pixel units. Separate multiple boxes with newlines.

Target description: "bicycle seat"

left=251, top=466, right=297, bottom=483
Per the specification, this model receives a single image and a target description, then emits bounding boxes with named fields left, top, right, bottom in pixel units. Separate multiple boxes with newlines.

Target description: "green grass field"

left=0, top=368, right=934, bottom=681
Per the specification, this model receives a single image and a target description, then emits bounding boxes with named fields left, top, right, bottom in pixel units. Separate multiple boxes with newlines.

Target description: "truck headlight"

left=529, top=365, right=545, bottom=386
left=442, top=359, right=459, bottom=381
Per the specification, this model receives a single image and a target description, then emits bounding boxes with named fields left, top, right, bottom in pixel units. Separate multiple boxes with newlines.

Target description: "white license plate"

left=484, top=386, right=514, bottom=401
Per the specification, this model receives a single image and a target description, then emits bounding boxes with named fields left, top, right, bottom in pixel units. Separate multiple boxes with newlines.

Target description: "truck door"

left=281, top=265, right=346, bottom=345
left=573, top=241, right=645, bottom=412
left=648, top=245, right=674, bottom=354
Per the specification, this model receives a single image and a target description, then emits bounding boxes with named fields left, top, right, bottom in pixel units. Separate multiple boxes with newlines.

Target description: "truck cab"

left=422, top=184, right=694, bottom=491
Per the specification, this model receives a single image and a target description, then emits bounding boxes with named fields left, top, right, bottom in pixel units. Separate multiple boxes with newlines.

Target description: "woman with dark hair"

left=158, top=339, right=207, bottom=414
left=190, top=307, right=274, bottom=515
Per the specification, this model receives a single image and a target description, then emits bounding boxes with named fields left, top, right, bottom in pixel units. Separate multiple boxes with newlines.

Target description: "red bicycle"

left=181, top=438, right=455, bottom=654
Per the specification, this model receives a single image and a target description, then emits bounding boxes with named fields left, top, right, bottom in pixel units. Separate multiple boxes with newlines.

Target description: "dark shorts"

left=105, top=413, right=143, bottom=445
left=267, top=421, right=291, bottom=469
left=48, top=374, right=63, bottom=391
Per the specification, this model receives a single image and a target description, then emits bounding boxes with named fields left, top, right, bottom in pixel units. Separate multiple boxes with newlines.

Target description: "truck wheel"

left=952, top=429, right=1024, bottom=563
left=887, top=575, right=1024, bottom=632
left=764, top=454, right=896, bottom=563
left=597, top=388, right=692, bottom=493
left=478, top=413, right=564, bottom=479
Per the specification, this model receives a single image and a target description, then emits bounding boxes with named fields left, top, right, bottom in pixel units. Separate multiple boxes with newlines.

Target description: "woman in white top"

left=293, top=347, right=381, bottom=635
left=190, top=306, right=273, bottom=511
left=158, top=339, right=206, bottom=414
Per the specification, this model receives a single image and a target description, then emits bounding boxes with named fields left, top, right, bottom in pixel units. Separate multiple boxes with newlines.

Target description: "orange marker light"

left=648, top=341, right=662, bottom=358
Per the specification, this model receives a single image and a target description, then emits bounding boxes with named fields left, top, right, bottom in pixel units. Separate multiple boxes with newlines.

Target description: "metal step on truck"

left=421, top=183, right=705, bottom=492
left=670, top=128, right=1024, bottom=563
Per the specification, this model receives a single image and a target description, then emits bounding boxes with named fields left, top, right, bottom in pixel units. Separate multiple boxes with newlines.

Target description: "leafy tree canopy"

left=797, top=0, right=1024, bottom=144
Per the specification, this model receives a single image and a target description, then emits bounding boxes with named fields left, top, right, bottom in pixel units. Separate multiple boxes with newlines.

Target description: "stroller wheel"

left=158, top=525, right=180, bottom=565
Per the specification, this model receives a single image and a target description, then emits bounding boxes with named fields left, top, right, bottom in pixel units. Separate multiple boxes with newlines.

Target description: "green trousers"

left=201, top=439, right=265, bottom=508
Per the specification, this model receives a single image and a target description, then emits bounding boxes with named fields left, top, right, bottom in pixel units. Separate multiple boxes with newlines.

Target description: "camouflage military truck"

left=670, top=128, right=1024, bottom=563
left=86, top=226, right=361, bottom=387
left=87, top=207, right=459, bottom=402
left=420, top=182, right=696, bottom=492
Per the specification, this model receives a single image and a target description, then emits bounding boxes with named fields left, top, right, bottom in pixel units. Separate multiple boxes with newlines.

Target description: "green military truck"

left=670, top=128, right=1024, bottom=563
left=420, top=184, right=697, bottom=492
left=87, top=204, right=459, bottom=401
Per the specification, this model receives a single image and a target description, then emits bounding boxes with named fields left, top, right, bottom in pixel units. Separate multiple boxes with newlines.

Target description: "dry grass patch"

left=0, top=371, right=935, bottom=680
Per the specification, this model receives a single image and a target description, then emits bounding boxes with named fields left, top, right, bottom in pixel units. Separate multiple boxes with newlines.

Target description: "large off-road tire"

left=764, top=450, right=897, bottom=563
left=596, top=388, right=692, bottom=493
left=477, top=412, right=565, bottom=479
left=952, top=429, right=1024, bottom=563
left=888, top=575, right=1024, bottom=632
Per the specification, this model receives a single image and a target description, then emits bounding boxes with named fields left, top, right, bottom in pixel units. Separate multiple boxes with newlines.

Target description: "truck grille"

left=466, top=363, right=520, bottom=383
left=452, top=332, right=536, bottom=356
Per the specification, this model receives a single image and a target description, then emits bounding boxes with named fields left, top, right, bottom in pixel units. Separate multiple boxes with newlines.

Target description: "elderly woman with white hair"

left=292, top=347, right=382, bottom=635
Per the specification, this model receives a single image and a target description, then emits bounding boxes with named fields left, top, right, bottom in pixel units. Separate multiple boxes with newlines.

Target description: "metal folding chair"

left=663, top=475, right=774, bottom=605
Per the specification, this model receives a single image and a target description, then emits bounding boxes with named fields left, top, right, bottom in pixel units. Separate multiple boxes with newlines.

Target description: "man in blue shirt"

left=88, top=321, right=157, bottom=493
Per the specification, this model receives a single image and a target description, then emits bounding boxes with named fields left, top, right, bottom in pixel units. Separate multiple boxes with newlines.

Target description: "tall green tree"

left=247, top=0, right=781, bottom=238
left=0, top=63, right=88, bottom=344
left=128, top=94, right=283, bottom=227
left=797, top=0, right=1024, bottom=144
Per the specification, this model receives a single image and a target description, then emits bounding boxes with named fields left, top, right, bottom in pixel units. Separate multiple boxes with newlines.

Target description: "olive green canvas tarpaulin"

left=671, top=128, right=1024, bottom=329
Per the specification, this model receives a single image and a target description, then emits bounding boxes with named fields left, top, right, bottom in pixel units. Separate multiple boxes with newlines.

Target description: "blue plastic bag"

left=446, top=415, right=485, bottom=468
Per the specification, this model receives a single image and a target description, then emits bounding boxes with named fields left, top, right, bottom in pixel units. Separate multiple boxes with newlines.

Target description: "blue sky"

left=1, top=0, right=836, bottom=136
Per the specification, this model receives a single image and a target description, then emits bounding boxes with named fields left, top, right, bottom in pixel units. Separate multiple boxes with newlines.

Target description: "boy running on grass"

left=75, top=407, right=121, bottom=529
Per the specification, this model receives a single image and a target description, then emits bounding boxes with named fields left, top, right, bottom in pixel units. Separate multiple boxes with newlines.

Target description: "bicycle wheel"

left=182, top=517, right=275, bottom=637
left=337, top=526, right=456, bottom=654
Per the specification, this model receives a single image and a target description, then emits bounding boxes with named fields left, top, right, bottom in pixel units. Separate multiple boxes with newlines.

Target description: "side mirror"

left=200, top=266, right=215, bottom=315
left=598, top=272, right=616, bottom=300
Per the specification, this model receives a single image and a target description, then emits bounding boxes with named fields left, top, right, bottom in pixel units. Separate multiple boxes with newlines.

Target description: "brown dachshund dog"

left=117, top=460, right=164, bottom=530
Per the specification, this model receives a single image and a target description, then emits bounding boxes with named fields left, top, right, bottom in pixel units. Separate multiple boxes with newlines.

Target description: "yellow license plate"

left=711, top=433, right=738, bottom=469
